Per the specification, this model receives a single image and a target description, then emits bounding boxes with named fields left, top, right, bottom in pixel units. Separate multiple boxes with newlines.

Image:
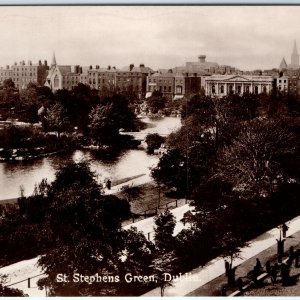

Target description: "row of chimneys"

left=12, top=60, right=48, bottom=67
left=88, top=64, right=145, bottom=71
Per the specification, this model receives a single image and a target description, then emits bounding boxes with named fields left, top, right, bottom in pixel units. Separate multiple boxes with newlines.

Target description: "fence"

left=122, top=198, right=192, bottom=226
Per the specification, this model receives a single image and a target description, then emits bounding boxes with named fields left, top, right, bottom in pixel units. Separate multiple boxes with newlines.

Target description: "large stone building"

left=0, top=60, right=49, bottom=89
left=205, top=74, right=274, bottom=97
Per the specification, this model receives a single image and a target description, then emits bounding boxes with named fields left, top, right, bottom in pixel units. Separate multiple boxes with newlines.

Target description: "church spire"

left=293, top=40, right=298, bottom=54
left=51, top=51, right=57, bottom=67
left=291, top=41, right=299, bottom=68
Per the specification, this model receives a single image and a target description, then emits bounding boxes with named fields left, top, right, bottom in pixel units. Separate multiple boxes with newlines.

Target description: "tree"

left=89, top=95, right=137, bottom=146
left=0, top=274, right=25, bottom=296
left=150, top=252, right=177, bottom=297
left=36, top=162, right=132, bottom=296
left=146, top=91, right=167, bottom=114
left=154, top=210, right=176, bottom=252
left=216, top=119, right=297, bottom=199
left=3, top=78, right=15, bottom=89
left=43, top=103, right=69, bottom=137
left=145, top=133, right=165, bottom=154
left=152, top=148, right=188, bottom=196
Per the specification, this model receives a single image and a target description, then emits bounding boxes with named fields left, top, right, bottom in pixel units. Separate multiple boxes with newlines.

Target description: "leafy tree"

left=145, top=133, right=165, bottom=154
left=154, top=210, right=176, bottom=252
left=43, top=103, right=69, bottom=137
left=0, top=274, right=25, bottom=296
left=89, top=95, right=136, bottom=146
left=152, top=148, right=188, bottom=196
left=37, top=162, right=132, bottom=296
left=3, top=78, right=15, bottom=89
left=146, top=91, right=167, bottom=114
left=216, top=119, right=297, bottom=198
left=150, top=252, right=177, bottom=297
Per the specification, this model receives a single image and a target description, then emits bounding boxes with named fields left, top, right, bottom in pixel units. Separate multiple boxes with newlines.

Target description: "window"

left=168, top=86, right=171, bottom=92
left=54, top=75, right=59, bottom=88
left=254, top=86, right=258, bottom=94
left=176, top=86, right=182, bottom=94
left=220, top=85, right=224, bottom=93
left=212, top=84, right=215, bottom=94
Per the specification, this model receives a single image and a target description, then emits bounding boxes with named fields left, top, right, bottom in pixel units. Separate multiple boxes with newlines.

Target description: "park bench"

left=228, top=272, right=269, bottom=296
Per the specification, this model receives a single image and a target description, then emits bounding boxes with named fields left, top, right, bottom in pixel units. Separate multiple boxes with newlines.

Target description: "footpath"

left=142, top=214, right=300, bottom=296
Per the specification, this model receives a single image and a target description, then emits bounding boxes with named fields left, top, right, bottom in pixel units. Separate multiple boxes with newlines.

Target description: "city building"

left=0, top=60, right=49, bottom=89
left=116, top=64, right=152, bottom=99
left=276, top=75, right=289, bottom=93
left=146, top=71, right=175, bottom=100
left=205, top=74, right=274, bottom=97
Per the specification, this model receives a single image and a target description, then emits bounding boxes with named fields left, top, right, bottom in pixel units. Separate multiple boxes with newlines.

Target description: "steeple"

left=279, top=57, right=287, bottom=70
left=291, top=41, right=299, bottom=68
left=51, top=51, right=57, bottom=67
left=293, top=40, right=298, bottom=54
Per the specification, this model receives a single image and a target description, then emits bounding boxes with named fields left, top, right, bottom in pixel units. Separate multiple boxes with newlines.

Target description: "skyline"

left=0, top=6, right=300, bottom=70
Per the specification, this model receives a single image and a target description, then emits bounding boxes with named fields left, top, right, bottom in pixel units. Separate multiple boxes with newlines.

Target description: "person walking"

left=282, top=223, right=289, bottom=238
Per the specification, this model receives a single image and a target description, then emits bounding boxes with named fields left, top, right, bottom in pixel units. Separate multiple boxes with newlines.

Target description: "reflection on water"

left=0, top=117, right=181, bottom=200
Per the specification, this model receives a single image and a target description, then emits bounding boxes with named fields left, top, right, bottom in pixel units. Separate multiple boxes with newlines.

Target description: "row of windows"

left=12, top=68, right=38, bottom=72
left=148, top=79, right=173, bottom=84
left=211, top=84, right=267, bottom=94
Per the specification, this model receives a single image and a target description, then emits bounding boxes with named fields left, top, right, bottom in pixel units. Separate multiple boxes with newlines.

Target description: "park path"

left=142, top=214, right=300, bottom=296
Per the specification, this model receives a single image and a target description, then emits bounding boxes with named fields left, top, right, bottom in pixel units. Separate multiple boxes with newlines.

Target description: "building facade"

left=205, top=74, right=274, bottom=97
left=0, top=60, right=49, bottom=89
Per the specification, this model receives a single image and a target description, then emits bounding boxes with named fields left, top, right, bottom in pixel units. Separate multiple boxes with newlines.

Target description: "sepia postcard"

left=0, top=5, right=300, bottom=297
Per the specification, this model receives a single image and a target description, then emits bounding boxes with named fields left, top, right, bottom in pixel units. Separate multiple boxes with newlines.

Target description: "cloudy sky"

left=0, top=6, right=299, bottom=71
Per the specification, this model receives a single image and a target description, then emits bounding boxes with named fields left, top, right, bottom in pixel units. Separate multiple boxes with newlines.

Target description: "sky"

left=0, top=6, right=300, bottom=71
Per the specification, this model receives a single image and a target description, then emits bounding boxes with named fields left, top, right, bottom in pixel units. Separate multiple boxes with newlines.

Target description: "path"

left=142, top=214, right=300, bottom=296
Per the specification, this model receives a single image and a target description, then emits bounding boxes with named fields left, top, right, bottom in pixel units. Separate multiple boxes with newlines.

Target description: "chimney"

left=80, top=67, right=83, bottom=73
left=89, top=65, right=92, bottom=70
left=39, top=60, right=42, bottom=66
left=44, top=60, right=47, bottom=66
left=130, top=64, right=134, bottom=71
left=96, top=65, right=99, bottom=69
left=6, top=65, right=9, bottom=70
left=198, top=55, right=206, bottom=63
left=107, top=65, right=111, bottom=70
left=140, top=64, right=145, bottom=68
left=22, top=60, right=25, bottom=65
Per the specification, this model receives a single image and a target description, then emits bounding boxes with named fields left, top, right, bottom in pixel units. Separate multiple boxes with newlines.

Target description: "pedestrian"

left=252, top=265, right=259, bottom=285
left=256, top=258, right=262, bottom=270
left=225, top=260, right=230, bottom=277
left=265, top=260, right=271, bottom=274
left=106, top=179, right=111, bottom=190
left=282, top=223, right=289, bottom=238
left=270, top=266, right=277, bottom=283
left=237, top=277, right=243, bottom=291
left=295, top=249, right=300, bottom=268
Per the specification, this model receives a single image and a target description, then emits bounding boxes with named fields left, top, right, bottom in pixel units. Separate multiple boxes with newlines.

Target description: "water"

left=0, top=117, right=181, bottom=201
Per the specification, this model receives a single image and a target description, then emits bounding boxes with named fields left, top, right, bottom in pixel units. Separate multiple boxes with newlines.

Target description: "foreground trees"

left=151, top=92, right=300, bottom=274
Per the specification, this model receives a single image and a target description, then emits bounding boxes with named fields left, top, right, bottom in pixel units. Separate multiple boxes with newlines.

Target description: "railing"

left=122, top=198, right=192, bottom=226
